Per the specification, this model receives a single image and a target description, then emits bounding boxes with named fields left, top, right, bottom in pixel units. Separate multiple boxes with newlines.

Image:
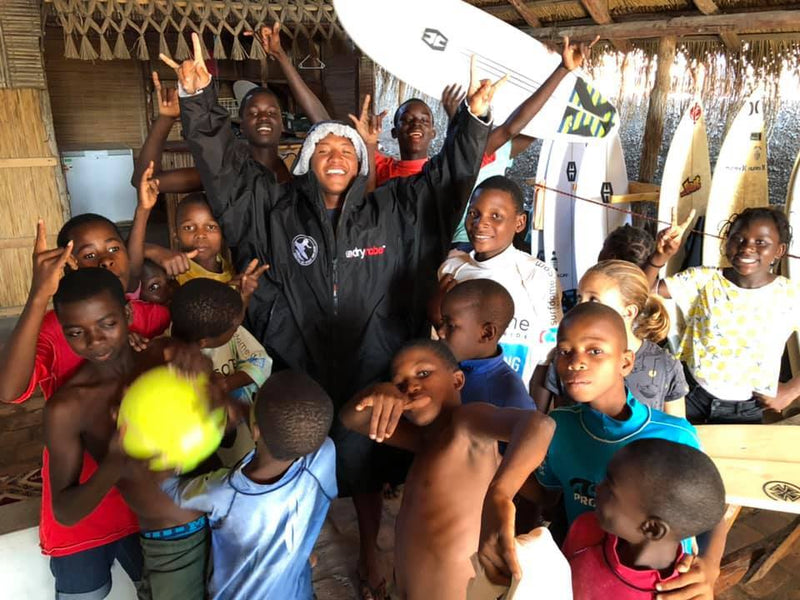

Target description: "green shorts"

left=139, top=521, right=209, bottom=600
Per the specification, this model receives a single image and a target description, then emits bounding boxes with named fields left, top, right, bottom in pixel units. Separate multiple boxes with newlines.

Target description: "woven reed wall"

left=0, top=0, right=46, bottom=89
left=0, top=89, right=65, bottom=312
left=44, top=31, right=148, bottom=151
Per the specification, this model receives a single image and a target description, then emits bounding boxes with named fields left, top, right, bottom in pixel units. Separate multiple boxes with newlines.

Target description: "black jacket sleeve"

left=386, top=102, right=491, bottom=243
left=179, top=84, right=279, bottom=250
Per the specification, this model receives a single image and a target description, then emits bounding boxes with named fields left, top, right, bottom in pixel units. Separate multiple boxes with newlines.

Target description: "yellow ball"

left=118, top=366, right=226, bottom=472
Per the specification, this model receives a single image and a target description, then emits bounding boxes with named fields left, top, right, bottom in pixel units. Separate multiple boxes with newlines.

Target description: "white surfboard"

left=334, top=0, right=619, bottom=143
left=702, top=93, right=768, bottom=267
left=541, top=140, right=584, bottom=307
left=572, top=134, right=630, bottom=284
left=783, top=150, right=800, bottom=375
left=659, top=99, right=712, bottom=276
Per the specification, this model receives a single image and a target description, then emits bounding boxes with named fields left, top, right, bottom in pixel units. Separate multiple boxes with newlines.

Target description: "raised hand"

left=229, top=258, right=270, bottom=304
left=348, top=94, right=387, bottom=147
left=655, top=207, right=696, bottom=259
left=560, top=35, right=599, bottom=72
left=467, top=55, right=508, bottom=117
left=138, top=161, right=160, bottom=211
left=160, top=33, right=211, bottom=95
left=31, top=220, right=76, bottom=299
left=152, top=72, right=180, bottom=119
left=441, top=83, right=466, bottom=120
left=244, top=22, right=287, bottom=62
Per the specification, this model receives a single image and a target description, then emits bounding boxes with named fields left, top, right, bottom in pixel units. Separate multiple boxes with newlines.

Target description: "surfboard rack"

left=610, top=181, right=660, bottom=204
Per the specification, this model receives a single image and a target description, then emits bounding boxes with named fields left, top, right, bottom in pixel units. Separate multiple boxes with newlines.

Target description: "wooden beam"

left=577, top=0, right=630, bottom=53
left=690, top=0, right=742, bottom=49
left=0, top=157, right=57, bottom=168
left=524, top=10, right=800, bottom=41
left=693, top=0, right=721, bottom=15
left=639, top=36, right=676, bottom=184
left=720, top=31, right=741, bottom=50
left=506, top=0, right=541, bottom=28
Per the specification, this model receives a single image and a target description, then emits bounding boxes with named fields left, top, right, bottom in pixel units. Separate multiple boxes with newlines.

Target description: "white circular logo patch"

left=292, top=235, right=319, bottom=266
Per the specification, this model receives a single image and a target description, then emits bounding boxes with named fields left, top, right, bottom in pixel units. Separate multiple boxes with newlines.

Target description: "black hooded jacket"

left=180, top=85, right=489, bottom=406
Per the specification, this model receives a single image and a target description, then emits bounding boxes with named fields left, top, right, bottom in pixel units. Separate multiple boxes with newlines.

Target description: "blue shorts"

left=50, top=533, right=143, bottom=600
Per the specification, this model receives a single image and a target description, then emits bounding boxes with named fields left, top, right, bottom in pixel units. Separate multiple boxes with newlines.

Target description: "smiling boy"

left=437, top=176, right=561, bottom=390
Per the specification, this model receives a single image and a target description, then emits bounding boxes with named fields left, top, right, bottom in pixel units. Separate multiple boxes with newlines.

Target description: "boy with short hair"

left=162, top=370, right=337, bottom=599
left=436, top=176, right=561, bottom=390
left=341, top=339, right=554, bottom=599
left=478, top=302, right=727, bottom=597
left=437, top=279, right=533, bottom=409
left=564, top=438, right=726, bottom=599
left=44, top=267, right=210, bottom=599
left=170, top=278, right=272, bottom=404
left=170, top=278, right=272, bottom=464
left=597, top=224, right=655, bottom=269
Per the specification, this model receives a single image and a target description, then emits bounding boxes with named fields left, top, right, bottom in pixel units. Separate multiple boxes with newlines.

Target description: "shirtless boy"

left=340, top=340, right=553, bottom=599
left=45, top=267, right=215, bottom=598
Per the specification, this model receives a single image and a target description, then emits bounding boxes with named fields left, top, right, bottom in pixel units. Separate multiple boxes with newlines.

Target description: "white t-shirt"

left=665, top=267, right=800, bottom=400
left=439, top=245, right=562, bottom=387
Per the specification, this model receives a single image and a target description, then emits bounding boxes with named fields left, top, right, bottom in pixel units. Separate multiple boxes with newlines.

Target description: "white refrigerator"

left=61, top=149, right=139, bottom=223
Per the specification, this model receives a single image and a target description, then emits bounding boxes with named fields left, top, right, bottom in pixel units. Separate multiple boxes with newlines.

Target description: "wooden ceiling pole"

left=692, top=0, right=741, bottom=50
left=505, top=0, right=541, bottom=28
left=578, top=0, right=629, bottom=52
left=523, top=10, right=800, bottom=41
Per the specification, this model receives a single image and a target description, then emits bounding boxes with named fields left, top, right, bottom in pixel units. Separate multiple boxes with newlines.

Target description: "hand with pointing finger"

left=654, top=207, right=696, bottom=261
left=160, top=33, right=211, bottom=95
left=467, top=55, right=507, bottom=118
left=152, top=72, right=180, bottom=119
left=561, top=35, right=599, bottom=72
left=31, top=220, right=76, bottom=301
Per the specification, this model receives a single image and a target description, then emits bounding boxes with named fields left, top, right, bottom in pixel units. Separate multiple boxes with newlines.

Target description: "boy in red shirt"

left=0, top=217, right=170, bottom=596
left=563, top=438, right=725, bottom=599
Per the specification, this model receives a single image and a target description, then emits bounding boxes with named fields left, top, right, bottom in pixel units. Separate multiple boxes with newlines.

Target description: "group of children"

left=2, top=23, right=799, bottom=600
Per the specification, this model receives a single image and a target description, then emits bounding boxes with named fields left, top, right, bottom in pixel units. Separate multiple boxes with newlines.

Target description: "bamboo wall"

left=0, top=89, right=66, bottom=313
left=0, top=2, right=66, bottom=316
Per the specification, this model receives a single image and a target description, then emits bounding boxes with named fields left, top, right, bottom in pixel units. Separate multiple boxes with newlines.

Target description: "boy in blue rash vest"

left=437, top=279, right=534, bottom=410
left=162, top=371, right=336, bottom=600
left=477, top=302, right=729, bottom=598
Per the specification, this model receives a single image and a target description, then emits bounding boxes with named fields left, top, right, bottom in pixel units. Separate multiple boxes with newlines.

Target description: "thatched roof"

left=40, top=0, right=800, bottom=61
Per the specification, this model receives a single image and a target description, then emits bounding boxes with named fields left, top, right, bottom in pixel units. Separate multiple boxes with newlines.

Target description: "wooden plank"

left=720, top=31, right=742, bottom=50
left=628, top=181, right=660, bottom=194
left=693, top=0, right=720, bottom=15
left=577, top=0, right=629, bottom=52
left=506, top=0, right=541, bottom=28
left=609, top=192, right=658, bottom=204
left=524, top=10, right=800, bottom=41
left=0, top=158, right=57, bottom=168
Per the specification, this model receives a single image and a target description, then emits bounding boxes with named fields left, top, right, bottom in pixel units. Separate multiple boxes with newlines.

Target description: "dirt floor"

left=311, top=496, right=800, bottom=600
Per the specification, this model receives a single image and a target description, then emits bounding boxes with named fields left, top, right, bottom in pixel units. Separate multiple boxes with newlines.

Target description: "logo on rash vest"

left=421, top=28, right=448, bottom=51
left=292, top=235, right=319, bottom=266
left=569, top=478, right=597, bottom=508
left=345, top=245, right=387, bottom=260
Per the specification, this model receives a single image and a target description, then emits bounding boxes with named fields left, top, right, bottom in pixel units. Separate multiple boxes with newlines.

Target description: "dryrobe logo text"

left=421, top=28, right=448, bottom=51
left=345, top=245, right=387, bottom=260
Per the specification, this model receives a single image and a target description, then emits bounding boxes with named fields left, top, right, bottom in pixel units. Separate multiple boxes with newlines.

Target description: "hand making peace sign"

left=160, top=33, right=211, bottom=95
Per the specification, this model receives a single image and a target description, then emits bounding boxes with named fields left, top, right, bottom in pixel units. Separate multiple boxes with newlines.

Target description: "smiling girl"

left=646, top=206, right=800, bottom=423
